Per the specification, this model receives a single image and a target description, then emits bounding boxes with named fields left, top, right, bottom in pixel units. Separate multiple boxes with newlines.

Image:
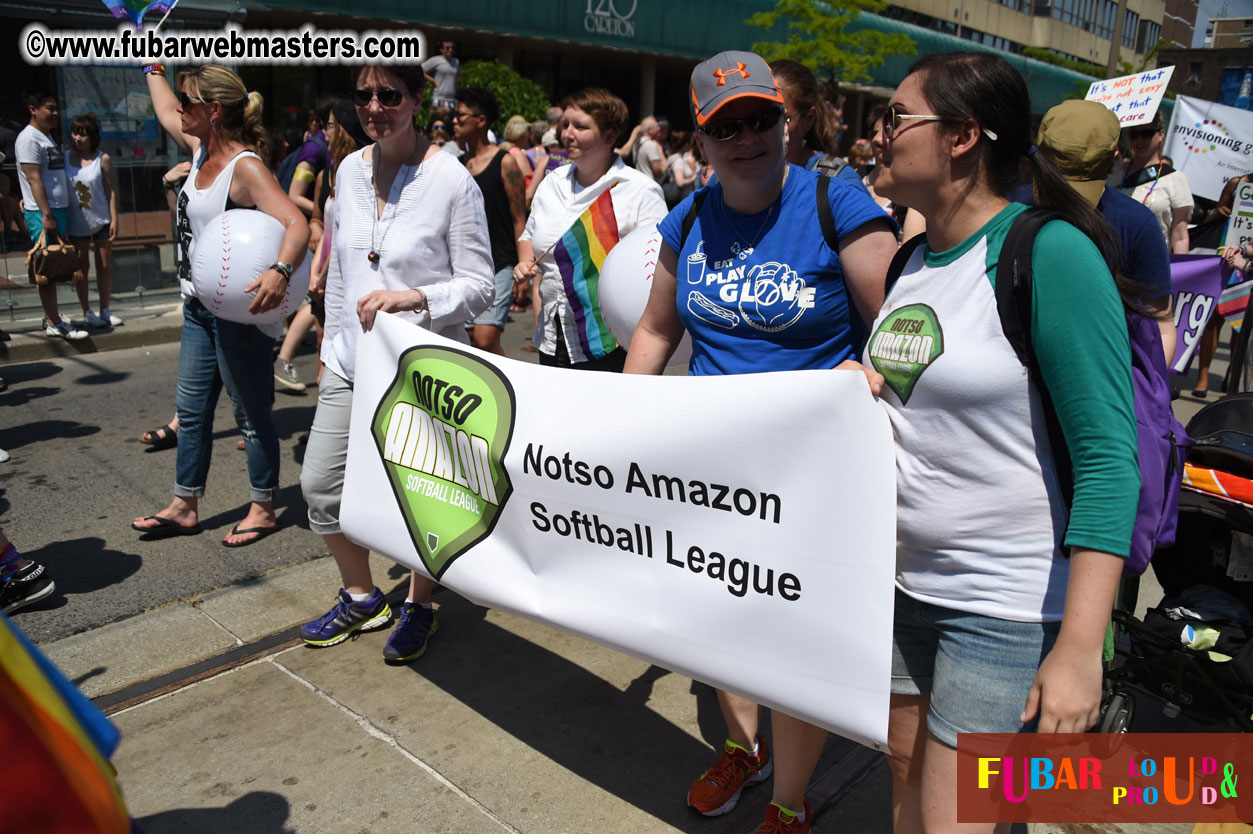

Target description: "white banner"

left=1226, top=180, right=1253, bottom=253
left=1163, top=96, right=1253, bottom=203
left=1085, top=66, right=1174, bottom=126
left=341, top=314, right=897, bottom=748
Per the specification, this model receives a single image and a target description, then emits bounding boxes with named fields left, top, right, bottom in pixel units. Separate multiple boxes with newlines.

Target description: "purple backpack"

left=886, top=207, right=1192, bottom=575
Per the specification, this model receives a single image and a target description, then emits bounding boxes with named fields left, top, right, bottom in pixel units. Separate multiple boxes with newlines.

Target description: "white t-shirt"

left=634, top=137, right=663, bottom=182
left=322, top=148, right=494, bottom=382
left=521, top=158, right=667, bottom=363
left=1117, top=168, right=1193, bottom=247
left=15, top=125, right=68, bottom=209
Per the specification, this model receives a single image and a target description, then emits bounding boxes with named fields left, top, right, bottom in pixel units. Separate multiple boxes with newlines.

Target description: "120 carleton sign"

left=585, top=0, right=636, bottom=37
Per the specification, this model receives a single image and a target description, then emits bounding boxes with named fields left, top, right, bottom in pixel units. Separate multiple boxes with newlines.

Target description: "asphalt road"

left=0, top=339, right=334, bottom=645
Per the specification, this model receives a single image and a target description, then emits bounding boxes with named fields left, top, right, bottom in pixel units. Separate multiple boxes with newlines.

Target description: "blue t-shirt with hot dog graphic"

left=657, top=164, right=889, bottom=376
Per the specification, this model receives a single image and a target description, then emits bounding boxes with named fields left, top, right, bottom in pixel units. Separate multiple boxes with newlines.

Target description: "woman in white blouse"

left=298, top=62, right=494, bottom=662
left=1116, top=113, right=1192, bottom=254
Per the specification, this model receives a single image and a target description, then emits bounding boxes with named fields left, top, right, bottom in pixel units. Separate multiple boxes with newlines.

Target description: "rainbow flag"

left=0, top=613, right=133, bottom=832
left=99, top=0, right=178, bottom=28
left=1218, top=279, right=1251, bottom=333
left=554, top=183, right=621, bottom=360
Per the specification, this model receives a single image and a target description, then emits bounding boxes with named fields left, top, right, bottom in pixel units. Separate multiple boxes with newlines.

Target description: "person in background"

left=455, top=86, right=526, bottom=356
left=65, top=113, right=122, bottom=329
left=423, top=40, right=461, bottom=111
left=1192, top=172, right=1253, bottom=396
left=0, top=527, right=54, bottom=614
left=625, top=51, right=898, bottom=834
left=286, top=96, right=337, bottom=227
left=16, top=90, right=88, bottom=341
left=1115, top=112, right=1191, bottom=255
left=661, top=129, right=697, bottom=209
left=501, top=114, right=535, bottom=188
left=769, top=60, right=867, bottom=194
left=1036, top=100, right=1175, bottom=364
left=846, top=139, right=874, bottom=176
left=515, top=88, right=666, bottom=371
left=298, top=63, right=492, bottom=661
left=633, top=116, right=665, bottom=182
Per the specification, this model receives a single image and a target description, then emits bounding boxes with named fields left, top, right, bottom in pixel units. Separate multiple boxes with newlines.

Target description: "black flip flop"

left=141, top=425, right=178, bottom=450
left=222, top=524, right=280, bottom=548
left=132, top=516, right=202, bottom=538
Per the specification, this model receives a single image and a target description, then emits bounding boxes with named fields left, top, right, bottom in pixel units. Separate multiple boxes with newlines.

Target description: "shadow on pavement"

left=22, top=536, right=143, bottom=603
left=135, top=791, right=294, bottom=834
left=0, top=385, right=61, bottom=407
left=0, top=418, right=100, bottom=451
left=0, top=360, right=64, bottom=384
left=403, top=593, right=760, bottom=831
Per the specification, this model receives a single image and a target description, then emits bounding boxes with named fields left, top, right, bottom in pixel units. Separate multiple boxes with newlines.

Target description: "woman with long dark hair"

left=134, top=64, right=308, bottom=546
left=859, top=52, right=1140, bottom=833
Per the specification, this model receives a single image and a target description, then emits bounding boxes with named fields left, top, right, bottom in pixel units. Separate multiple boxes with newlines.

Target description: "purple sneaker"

left=300, top=589, right=392, bottom=647
left=382, top=602, right=438, bottom=663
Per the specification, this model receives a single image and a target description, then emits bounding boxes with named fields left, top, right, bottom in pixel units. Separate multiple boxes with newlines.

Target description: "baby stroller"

left=1100, top=393, right=1253, bottom=733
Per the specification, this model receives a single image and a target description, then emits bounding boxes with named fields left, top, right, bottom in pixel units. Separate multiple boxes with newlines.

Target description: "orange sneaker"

left=687, top=735, right=773, bottom=816
left=756, top=800, right=812, bottom=834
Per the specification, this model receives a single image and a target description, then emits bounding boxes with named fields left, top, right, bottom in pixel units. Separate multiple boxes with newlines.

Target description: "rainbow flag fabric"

left=100, top=0, right=178, bottom=28
left=0, top=613, right=133, bottom=832
left=554, top=183, right=621, bottom=360
left=1218, top=280, right=1252, bottom=333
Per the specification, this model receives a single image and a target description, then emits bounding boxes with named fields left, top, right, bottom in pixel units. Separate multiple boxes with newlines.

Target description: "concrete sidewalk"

left=42, top=553, right=889, bottom=833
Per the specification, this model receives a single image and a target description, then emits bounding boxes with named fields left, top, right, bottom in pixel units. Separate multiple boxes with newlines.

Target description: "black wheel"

left=1099, top=692, right=1134, bottom=734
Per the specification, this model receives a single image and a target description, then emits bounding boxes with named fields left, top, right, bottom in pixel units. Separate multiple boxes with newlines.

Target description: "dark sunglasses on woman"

left=699, top=107, right=784, bottom=142
left=353, top=88, right=404, bottom=108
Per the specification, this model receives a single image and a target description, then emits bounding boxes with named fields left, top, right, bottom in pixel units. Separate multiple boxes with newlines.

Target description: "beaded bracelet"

left=142, top=64, right=166, bottom=76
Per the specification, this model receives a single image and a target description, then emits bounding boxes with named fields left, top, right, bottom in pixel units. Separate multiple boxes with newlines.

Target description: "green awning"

left=254, top=0, right=1168, bottom=116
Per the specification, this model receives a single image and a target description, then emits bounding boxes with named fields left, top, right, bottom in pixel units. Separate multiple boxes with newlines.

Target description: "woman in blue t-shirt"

left=624, top=50, right=897, bottom=834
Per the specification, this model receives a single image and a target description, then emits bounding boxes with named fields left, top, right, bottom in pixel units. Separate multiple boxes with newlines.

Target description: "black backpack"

left=276, top=133, right=327, bottom=194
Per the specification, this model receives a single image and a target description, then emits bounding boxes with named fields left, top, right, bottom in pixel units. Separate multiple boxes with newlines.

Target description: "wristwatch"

left=271, top=262, right=293, bottom=282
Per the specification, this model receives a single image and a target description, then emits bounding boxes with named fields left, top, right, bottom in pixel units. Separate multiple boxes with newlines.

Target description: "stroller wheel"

left=1098, top=692, right=1134, bottom=734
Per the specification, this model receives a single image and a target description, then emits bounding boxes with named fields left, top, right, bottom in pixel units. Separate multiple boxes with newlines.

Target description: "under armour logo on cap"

left=713, top=63, right=750, bottom=86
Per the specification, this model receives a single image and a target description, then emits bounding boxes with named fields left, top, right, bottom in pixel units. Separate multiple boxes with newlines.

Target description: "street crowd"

left=3, top=39, right=1253, bottom=834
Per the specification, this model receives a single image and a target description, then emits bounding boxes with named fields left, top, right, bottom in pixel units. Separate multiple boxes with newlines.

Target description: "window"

left=1122, top=9, right=1140, bottom=48
left=1136, top=19, right=1160, bottom=52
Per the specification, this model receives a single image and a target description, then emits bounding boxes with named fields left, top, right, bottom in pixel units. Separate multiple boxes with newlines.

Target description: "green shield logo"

left=371, top=346, right=516, bottom=579
left=867, top=303, right=945, bottom=404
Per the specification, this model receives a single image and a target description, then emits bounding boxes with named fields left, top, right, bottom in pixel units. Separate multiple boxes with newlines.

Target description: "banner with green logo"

left=342, top=314, right=898, bottom=749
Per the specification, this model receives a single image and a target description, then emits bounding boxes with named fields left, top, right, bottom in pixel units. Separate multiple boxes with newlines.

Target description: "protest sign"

left=1170, top=254, right=1226, bottom=374
left=340, top=314, right=898, bottom=748
left=1163, top=96, right=1253, bottom=202
left=1085, top=67, right=1174, bottom=126
left=1225, top=179, right=1253, bottom=253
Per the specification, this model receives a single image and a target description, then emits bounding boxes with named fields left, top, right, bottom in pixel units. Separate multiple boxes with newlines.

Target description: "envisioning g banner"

left=1170, top=254, right=1227, bottom=374
left=340, top=313, right=897, bottom=748
left=1163, top=96, right=1253, bottom=202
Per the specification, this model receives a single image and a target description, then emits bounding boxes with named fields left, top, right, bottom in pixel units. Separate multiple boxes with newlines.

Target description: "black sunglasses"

left=1127, top=127, right=1158, bottom=140
left=699, top=107, right=783, bottom=142
left=353, top=87, right=405, bottom=108
left=177, top=91, right=206, bottom=108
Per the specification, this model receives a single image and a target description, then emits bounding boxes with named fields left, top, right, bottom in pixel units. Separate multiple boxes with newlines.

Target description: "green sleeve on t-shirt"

left=985, top=208, right=1139, bottom=558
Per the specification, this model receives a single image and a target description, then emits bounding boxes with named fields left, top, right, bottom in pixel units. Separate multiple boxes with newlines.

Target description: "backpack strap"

left=816, top=176, right=840, bottom=253
left=993, top=207, right=1074, bottom=506
left=679, top=189, right=710, bottom=251
left=884, top=232, right=926, bottom=299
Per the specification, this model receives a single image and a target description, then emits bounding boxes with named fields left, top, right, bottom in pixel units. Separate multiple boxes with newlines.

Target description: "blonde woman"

left=133, top=64, right=308, bottom=546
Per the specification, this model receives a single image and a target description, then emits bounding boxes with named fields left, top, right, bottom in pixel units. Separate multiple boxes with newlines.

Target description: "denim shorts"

left=891, top=588, right=1060, bottom=747
left=470, top=265, right=514, bottom=329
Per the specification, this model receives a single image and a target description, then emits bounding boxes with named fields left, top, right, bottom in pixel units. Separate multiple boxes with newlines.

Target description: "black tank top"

left=471, top=148, right=517, bottom=273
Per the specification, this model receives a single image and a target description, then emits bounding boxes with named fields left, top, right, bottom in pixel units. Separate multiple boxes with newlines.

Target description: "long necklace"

left=719, top=192, right=779, bottom=260
left=368, top=143, right=418, bottom=265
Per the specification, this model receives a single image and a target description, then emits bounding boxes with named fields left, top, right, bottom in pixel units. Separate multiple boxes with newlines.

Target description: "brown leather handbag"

left=26, top=230, right=83, bottom=286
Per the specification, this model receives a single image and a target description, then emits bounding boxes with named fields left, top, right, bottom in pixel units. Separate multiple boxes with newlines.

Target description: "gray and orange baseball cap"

left=690, top=50, right=785, bottom=128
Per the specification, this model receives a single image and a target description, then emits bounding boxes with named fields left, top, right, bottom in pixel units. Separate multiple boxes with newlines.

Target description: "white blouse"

left=323, top=147, right=494, bottom=382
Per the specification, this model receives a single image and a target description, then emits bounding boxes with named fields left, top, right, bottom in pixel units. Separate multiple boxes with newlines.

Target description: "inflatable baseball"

left=190, top=209, right=310, bottom=325
left=599, top=225, right=692, bottom=367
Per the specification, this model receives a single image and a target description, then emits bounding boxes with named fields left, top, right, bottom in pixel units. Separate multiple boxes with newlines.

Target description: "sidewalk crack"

left=268, top=656, right=522, bottom=834
left=193, top=603, right=246, bottom=646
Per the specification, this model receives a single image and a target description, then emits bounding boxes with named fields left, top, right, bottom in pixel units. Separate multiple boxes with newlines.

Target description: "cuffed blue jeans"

left=174, top=298, right=279, bottom=503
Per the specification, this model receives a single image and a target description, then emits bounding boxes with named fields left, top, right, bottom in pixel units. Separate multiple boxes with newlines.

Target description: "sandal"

left=140, top=424, right=178, bottom=450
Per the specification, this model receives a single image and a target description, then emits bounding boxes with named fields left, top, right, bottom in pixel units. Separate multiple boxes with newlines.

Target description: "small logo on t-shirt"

left=867, top=303, right=945, bottom=403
